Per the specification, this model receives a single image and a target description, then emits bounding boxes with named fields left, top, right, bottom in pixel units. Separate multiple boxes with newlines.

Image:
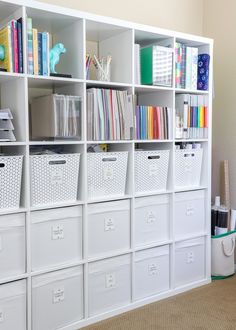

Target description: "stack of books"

left=86, top=88, right=134, bottom=141
left=175, top=94, right=208, bottom=139
left=135, top=105, right=171, bottom=140
left=0, top=108, right=16, bottom=141
left=27, top=17, right=50, bottom=76
left=0, top=18, right=23, bottom=73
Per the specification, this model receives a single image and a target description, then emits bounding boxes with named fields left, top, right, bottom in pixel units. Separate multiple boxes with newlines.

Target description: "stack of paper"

left=0, top=108, right=16, bottom=141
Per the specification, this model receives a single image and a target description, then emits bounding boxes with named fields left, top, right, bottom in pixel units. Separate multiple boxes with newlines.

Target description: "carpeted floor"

left=82, top=276, right=236, bottom=330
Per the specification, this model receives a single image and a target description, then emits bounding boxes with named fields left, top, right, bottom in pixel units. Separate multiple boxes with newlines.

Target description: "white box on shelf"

left=175, top=148, right=203, bottom=188
left=88, top=254, right=131, bottom=316
left=32, top=266, right=83, bottom=330
left=0, top=155, right=23, bottom=210
left=31, top=206, right=82, bottom=271
left=0, top=213, right=25, bottom=280
left=30, top=153, right=80, bottom=207
left=174, top=190, right=205, bottom=239
left=135, top=195, right=170, bottom=247
left=135, top=150, right=170, bottom=193
left=174, top=237, right=205, bottom=288
left=87, top=152, right=128, bottom=199
left=134, top=245, right=170, bottom=300
left=0, top=280, right=26, bottom=330
left=88, top=200, right=130, bottom=258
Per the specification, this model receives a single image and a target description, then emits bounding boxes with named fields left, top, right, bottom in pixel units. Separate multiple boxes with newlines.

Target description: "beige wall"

left=39, top=0, right=204, bottom=35
left=203, top=1, right=236, bottom=207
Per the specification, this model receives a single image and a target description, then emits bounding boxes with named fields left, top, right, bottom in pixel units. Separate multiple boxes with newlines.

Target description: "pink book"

left=12, top=20, right=19, bottom=73
left=156, top=106, right=161, bottom=139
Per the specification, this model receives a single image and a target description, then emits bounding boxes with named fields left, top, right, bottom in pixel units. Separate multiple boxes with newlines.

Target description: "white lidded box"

left=175, top=148, right=203, bottom=188
left=32, top=266, right=83, bottom=330
left=31, top=206, right=82, bottom=271
left=87, top=152, right=128, bottom=199
left=0, top=213, right=25, bottom=280
left=88, top=200, right=130, bottom=258
left=174, top=190, right=205, bottom=239
left=88, top=254, right=131, bottom=317
left=0, top=155, right=23, bottom=210
left=135, top=195, right=170, bottom=247
left=134, top=245, right=170, bottom=300
left=175, top=237, right=205, bottom=287
left=135, top=150, right=170, bottom=193
left=0, top=280, right=26, bottom=330
left=30, top=153, right=80, bottom=207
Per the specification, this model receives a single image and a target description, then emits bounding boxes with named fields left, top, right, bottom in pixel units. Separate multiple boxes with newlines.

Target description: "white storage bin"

left=135, top=195, right=170, bottom=247
left=0, top=155, right=23, bottom=210
left=32, top=266, right=83, bottom=330
left=31, top=206, right=82, bottom=271
left=30, top=153, right=80, bottom=207
left=87, top=152, right=128, bottom=199
left=88, top=200, right=130, bottom=258
left=175, top=237, right=205, bottom=287
left=175, top=148, right=203, bottom=188
left=88, top=255, right=131, bottom=316
left=135, top=150, right=170, bottom=193
left=134, top=245, right=170, bottom=300
left=175, top=190, right=205, bottom=239
left=0, top=280, right=26, bottom=330
left=0, top=213, right=25, bottom=280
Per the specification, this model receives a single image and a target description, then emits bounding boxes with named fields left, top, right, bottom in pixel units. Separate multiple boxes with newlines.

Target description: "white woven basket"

left=87, top=152, right=128, bottom=199
left=175, top=149, right=203, bottom=188
left=135, top=150, right=170, bottom=193
left=0, top=155, right=23, bottom=210
left=30, top=153, right=80, bottom=207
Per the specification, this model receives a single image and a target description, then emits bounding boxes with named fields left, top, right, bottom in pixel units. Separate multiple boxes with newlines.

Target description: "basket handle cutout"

left=49, top=160, right=66, bottom=165
left=0, top=163, right=5, bottom=168
left=102, top=157, right=117, bottom=162
left=184, top=153, right=195, bottom=158
left=221, top=237, right=235, bottom=257
left=148, top=155, right=160, bottom=160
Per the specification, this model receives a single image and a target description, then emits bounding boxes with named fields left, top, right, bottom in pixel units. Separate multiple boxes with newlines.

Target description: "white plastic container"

left=87, top=152, right=128, bottom=199
left=0, top=213, right=25, bottom=280
left=0, top=280, right=26, bottom=330
left=88, top=200, right=130, bottom=258
left=175, top=148, right=203, bottom=188
left=134, top=245, right=170, bottom=300
left=88, top=255, right=131, bottom=316
left=30, top=153, right=80, bottom=207
left=31, top=206, right=82, bottom=271
left=32, top=266, right=83, bottom=330
left=175, top=237, right=205, bottom=287
left=174, top=190, right=205, bottom=239
left=135, top=195, right=170, bottom=247
left=135, top=150, right=170, bottom=193
left=0, top=155, right=23, bottom=210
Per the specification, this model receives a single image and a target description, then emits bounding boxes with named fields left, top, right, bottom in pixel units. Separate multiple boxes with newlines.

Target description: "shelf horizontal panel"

left=134, top=240, right=173, bottom=252
left=175, top=88, right=209, bottom=95
left=87, top=249, right=132, bottom=263
left=175, top=139, right=208, bottom=142
left=29, top=140, right=85, bottom=145
left=135, top=190, right=173, bottom=198
left=30, top=200, right=85, bottom=212
left=87, top=140, right=133, bottom=144
left=174, top=233, right=208, bottom=243
left=174, top=186, right=208, bottom=193
left=0, top=72, right=25, bottom=83
left=28, top=75, right=84, bottom=88
left=135, top=84, right=174, bottom=93
left=0, top=142, right=26, bottom=146
left=86, top=80, right=132, bottom=89
left=30, top=260, right=86, bottom=277
left=0, top=207, right=27, bottom=216
left=87, top=195, right=133, bottom=204
left=0, top=273, right=28, bottom=285
left=135, top=140, right=174, bottom=143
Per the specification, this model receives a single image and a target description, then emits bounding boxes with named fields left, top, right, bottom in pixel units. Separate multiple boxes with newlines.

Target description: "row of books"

left=175, top=94, right=208, bottom=139
left=27, top=17, right=50, bottom=76
left=87, top=88, right=134, bottom=141
left=0, top=18, right=23, bottom=73
left=135, top=106, right=171, bottom=140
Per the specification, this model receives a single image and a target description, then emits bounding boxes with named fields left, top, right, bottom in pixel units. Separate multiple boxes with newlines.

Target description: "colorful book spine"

left=175, top=42, right=182, bottom=88
left=37, top=32, right=42, bottom=75
left=27, top=17, right=33, bottom=75
left=32, top=28, right=38, bottom=75
left=11, top=20, right=19, bottom=73
left=42, top=32, right=48, bottom=76
left=191, top=47, right=198, bottom=90
left=181, top=44, right=186, bottom=88
left=17, top=18, right=23, bottom=73
left=185, top=47, right=192, bottom=89
left=0, top=25, right=12, bottom=72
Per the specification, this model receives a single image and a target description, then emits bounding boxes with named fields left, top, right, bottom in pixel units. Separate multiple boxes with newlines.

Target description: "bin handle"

left=148, top=155, right=160, bottom=160
left=0, top=163, right=5, bottom=168
left=221, top=237, right=235, bottom=257
left=183, top=153, right=195, bottom=157
left=102, top=157, right=117, bottom=162
left=49, top=160, right=66, bottom=165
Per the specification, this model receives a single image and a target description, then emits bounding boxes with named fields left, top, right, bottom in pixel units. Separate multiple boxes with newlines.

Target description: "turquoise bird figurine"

left=0, top=45, right=5, bottom=61
left=49, top=43, right=66, bottom=74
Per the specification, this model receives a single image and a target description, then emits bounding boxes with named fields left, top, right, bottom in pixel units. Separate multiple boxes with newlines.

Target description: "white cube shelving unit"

left=0, top=0, right=213, bottom=329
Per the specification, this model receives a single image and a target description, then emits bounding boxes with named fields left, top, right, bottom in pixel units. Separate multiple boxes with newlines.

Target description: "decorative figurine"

left=0, top=45, right=5, bottom=61
left=49, top=43, right=66, bottom=74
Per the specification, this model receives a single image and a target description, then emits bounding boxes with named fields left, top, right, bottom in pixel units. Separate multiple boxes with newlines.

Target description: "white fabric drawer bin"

left=175, top=237, right=205, bottom=287
left=135, top=150, right=170, bottom=193
left=31, top=206, right=82, bottom=271
left=135, top=195, right=170, bottom=247
left=88, top=254, right=131, bottom=316
left=134, top=245, right=170, bottom=300
left=0, top=213, right=25, bottom=280
left=0, top=280, right=26, bottom=330
left=88, top=200, right=130, bottom=258
left=87, top=152, right=128, bottom=199
left=32, top=266, right=83, bottom=330
left=30, top=153, right=80, bottom=207
left=175, top=190, right=205, bottom=239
